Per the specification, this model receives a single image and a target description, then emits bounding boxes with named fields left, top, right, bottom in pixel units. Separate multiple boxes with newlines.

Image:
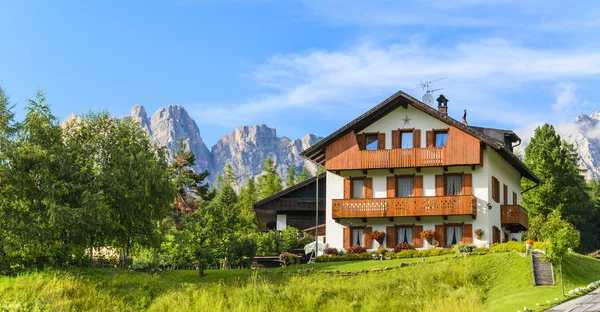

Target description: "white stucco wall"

left=361, top=106, right=448, bottom=148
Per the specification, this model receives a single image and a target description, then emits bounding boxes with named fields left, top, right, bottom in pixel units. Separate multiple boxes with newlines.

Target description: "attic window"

left=365, top=134, right=379, bottom=150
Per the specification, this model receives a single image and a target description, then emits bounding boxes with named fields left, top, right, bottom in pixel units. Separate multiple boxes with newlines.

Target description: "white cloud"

left=194, top=39, right=600, bottom=128
left=552, top=82, right=579, bottom=113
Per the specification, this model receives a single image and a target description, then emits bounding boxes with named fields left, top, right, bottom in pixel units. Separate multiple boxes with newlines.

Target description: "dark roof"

left=469, top=126, right=521, bottom=144
left=253, top=173, right=326, bottom=208
left=300, top=90, right=541, bottom=184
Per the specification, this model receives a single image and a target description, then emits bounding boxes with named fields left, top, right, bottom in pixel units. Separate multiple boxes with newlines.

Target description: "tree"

left=237, top=177, right=259, bottom=232
left=540, top=210, right=580, bottom=296
left=286, top=166, right=297, bottom=188
left=522, top=124, right=597, bottom=251
left=0, top=85, right=16, bottom=273
left=298, top=166, right=311, bottom=182
left=171, top=138, right=212, bottom=214
left=257, top=157, right=282, bottom=199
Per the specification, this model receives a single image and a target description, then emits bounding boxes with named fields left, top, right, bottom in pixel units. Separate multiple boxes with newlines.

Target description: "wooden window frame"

left=444, top=173, right=464, bottom=196
left=350, top=177, right=366, bottom=199
left=443, top=222, right=465, bottom=247
left=491, top=176, right=500, bottom=203
left=395, top=224, right=416, bottom=245
left=433, top=130, right=449, bottom=147
left=350, top=225, right=367, bottom=247
left=395, top=174, right=415, bottom=197
left=397, top=128, right=415, bottom=149
left=363, top=132, right=380, bottom=151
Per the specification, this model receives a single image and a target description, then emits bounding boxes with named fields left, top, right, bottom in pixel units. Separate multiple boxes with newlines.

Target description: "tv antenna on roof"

left=417, top=77, right=446, bottom=105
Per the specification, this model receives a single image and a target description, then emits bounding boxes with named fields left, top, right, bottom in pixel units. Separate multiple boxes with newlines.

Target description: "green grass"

left=1, top=252, right=599, bottom=311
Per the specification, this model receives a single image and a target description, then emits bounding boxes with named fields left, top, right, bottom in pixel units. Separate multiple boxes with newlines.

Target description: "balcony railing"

left=500, top=205, right=529, bottom=230
left=360, top=147, right=443, bottom=169
left=332, top=195, right=477, bottom=219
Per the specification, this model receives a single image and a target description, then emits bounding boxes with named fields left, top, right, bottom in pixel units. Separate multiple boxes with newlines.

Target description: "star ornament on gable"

left=402, top=114, right=411, bottom=125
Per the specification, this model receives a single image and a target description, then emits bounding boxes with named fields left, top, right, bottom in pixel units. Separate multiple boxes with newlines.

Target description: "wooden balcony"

left=360, top=147, right=443, bottom=169
left=500, top=205, right=528, bottom=231
left=332, top=195, right=477, bottom=219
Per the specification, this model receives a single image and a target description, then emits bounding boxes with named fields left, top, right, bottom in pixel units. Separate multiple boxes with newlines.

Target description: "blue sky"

left=1, top=0, right=599, bottom=145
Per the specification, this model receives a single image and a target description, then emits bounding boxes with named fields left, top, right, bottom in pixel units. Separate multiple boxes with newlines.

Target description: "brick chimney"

left=436, top=94, right=448, bottom=116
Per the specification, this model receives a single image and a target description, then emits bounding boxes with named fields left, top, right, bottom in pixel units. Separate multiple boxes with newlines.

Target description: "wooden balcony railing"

left=500, top=205, right=529, bottom=230
left=360, top=147, right=443, bottom=169
left=332, top=195, right=477, bottom=219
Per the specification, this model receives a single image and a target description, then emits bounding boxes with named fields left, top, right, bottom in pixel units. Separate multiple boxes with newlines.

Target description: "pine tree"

left=257, top=157, right=282, bottom=199
left=286, top=166, right=297, bottom=188
left=237, top=177, right=259, bottom=232
left=171, top=138, right=212, bottom=213
left=522, top=124, right=597, bottom=250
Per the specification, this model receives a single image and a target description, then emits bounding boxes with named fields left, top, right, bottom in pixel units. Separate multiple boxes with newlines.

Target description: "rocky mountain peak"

left=130, top=104, right=152, bottom=135
left=590, top=111, right=600, bottom=121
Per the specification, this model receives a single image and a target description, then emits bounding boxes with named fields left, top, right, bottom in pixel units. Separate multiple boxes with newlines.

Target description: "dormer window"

left=365, top=134, right=379, bottom=150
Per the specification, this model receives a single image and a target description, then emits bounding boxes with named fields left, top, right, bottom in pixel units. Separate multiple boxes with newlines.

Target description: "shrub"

left=473, top=247, right=490, bottom=253
left=376, top=247, right=388, bottom=256
left=280, top=227, right=300, bottom=253
left=132, top=257, right=151, bottom=271
left=490, top=241, right=526, bottom=253
left=314, top=252, right=373, bottom=262
left=279, top=252, right=301, bottom=267
left=324, top=247, right=339, bottom=256
left=453, top=243, right=477, bottom=253
left=347, top=244, right=367, bottom=254
left=394, top=242, right=414, bottom=252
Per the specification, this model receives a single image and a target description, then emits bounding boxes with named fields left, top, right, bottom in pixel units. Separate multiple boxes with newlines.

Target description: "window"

left=491, top=177, right=500, bottom=203
left=365, top=134, right=379, bottom=150
left=401, top=131, right=413, bottom=148
left=397, top=176, right=414, bottom=197
left=352, top=179, right=365, bottom=198
left=397, top=227, right=414, bottom=245
left=352, top=228, right=364, bottom=246
left=445, top=175, right=463, bottom=196
left=435, top=132, right=448, bottom=147
left=446, top=225, right=463, bottom=246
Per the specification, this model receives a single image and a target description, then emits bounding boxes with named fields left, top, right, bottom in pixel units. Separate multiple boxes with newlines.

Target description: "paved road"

left=548, top=288, right=600, bottom=311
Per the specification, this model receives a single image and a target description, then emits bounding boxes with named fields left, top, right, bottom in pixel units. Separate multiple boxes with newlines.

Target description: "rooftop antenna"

left=417, top=77, right=446, bottom=106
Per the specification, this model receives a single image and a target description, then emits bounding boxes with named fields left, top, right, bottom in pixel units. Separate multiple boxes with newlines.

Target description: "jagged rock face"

left=557, top=111, right=600, bottom=181
left=211, top=125, right=322, bottom=188
left=126, top=105, right=322, bottom=189
left=130, top=104, right=213, bottom=174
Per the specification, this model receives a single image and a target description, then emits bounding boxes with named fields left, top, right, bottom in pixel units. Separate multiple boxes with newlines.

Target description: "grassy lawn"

left=0, top=252, right=599, bottom=311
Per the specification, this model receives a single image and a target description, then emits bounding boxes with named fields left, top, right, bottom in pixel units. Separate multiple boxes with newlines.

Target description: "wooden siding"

left=500, top=205, right=529, bottom=230
left=443, top=126, right=481, bottom=166
left=255, top=198, right=325, bottom=212
left=325, top=126, right=481, bottom=171
left=332, top=195, right=477, bottom=219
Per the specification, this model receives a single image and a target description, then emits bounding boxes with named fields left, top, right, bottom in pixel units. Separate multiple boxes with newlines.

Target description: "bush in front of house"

left=314, top=252, right=373, bottom=262
left=488, top=241, right=551, bottom=253
left=347, top=244, right=367, bottom=254
left=393, top=242, right=414, bottom=252
left=324, top=247, right=339, bottom=256
left=279, top=252, right=301, bottom=267
left=453, top=243, right=477, bottom=253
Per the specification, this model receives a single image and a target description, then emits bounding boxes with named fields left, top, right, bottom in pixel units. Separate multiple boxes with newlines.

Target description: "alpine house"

left=301, top=90, right=541, bottom=251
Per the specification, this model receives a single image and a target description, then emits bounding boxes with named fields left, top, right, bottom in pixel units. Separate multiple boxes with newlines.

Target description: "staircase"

left=532, top=252, right=555, bottom=286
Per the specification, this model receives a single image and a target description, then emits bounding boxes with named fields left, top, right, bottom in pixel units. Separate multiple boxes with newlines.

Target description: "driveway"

left=548, top=288, right=600, bottom=311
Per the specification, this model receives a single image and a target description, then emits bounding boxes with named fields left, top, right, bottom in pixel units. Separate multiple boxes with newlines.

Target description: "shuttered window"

left=492, top=177, right=500, bottom=203
left=397, top=227, right=414, bottom=245
left=365, top=134, right=379, bottom=150
left=401, top=131, right=413, bottom=148
left=435, top=132, right=448, bottom=147
left=445, top=225, right=463, bottom=246
left=352, top=228, right=364, bottom=246
left=445, top=175, right=463, bottom=196
left=397, top=176, right=414, bottom=197
left=352, top=179, right=364, bottom=198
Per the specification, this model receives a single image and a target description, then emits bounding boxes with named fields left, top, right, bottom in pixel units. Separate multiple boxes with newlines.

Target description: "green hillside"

left=1, top=252, right=599, bottom=311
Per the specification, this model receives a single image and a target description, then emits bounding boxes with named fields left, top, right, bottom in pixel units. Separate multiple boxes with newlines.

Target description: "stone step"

left=532, top=254, right=554, bottom=286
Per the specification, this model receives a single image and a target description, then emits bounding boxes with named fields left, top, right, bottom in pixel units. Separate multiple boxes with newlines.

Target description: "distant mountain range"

left=556, top=111, right=600, bottom=181
left=128, top=104, right=322, bottom=189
